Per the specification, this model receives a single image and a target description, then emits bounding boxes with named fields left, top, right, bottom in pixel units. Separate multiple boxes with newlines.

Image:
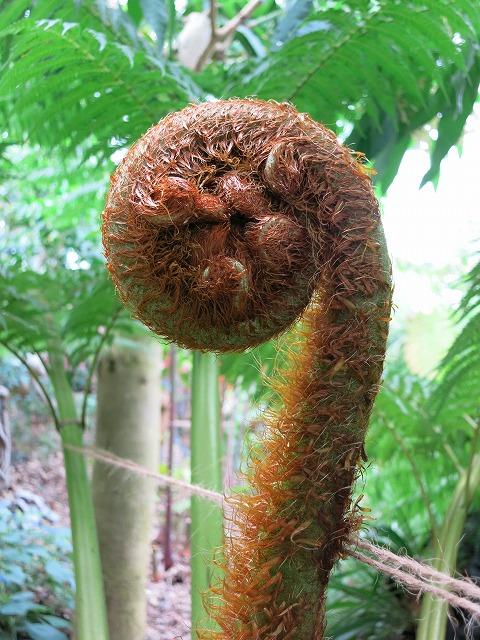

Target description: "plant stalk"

left=164, top=344, right=176, bottom=571
left=48, top=345, right=109, bottom=640
left=416, top=453, right=480, bottom=640
left=191, top=351, right=223, bottom=635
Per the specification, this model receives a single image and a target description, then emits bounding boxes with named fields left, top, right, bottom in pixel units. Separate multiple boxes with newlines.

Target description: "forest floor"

left=6, top=451, right=192, bottom=640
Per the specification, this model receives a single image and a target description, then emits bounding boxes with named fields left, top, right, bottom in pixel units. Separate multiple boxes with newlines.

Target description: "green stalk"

left=416, top=453, right=480, bottom=640
left=166, top=0, right=175, bottom=59
left=191, top=351, right=223, bottom=635
left=48, top=346, right=109, bottom=640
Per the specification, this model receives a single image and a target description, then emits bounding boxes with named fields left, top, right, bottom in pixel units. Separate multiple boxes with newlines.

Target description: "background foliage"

left=0, top=496, right=73, bottom=640
left=0, top=0, right=479, bottom=638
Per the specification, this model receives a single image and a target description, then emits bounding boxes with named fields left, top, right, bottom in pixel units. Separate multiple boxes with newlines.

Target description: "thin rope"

left=349, top=548, right=480, bottom=620
left=64, top=443, right=480, bottom=619
left=353, top=538, right=480, bottom=603
left=64, top=444, right=224, bottom=505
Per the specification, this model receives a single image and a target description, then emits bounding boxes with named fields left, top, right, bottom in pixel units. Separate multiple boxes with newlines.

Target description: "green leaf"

left=374, top=134, right=411, bottom=195
left=235, top=25, right=266, bottom=58
left=0, top=0, right=32, bottom=31
left=220, top=331, right=294, bottom=400
left=0, top=565, right=27, bottom=587
left=224, top=0, right=479, bottom=160
left=421, top=50, right=480, bottom=187
left=0, top=263, right=126, bottom=375
left=0, top=5, right=200, bottom=158
left=22, top=622, right=68, bottom=640
left=139, top=0, right=168, bottom=48
left=0, top=592, right=45, bottom=617
left=127, top=0, right=142, bottom=26
left=44, top=560, right=73, bottom=587
left=271, top=0, right=314, bottom=49
left=39, top=616, right=70, bottom=630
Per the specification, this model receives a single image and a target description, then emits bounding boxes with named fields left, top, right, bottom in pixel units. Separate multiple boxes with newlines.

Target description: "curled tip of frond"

left=102, top=98, right=375, bottom=353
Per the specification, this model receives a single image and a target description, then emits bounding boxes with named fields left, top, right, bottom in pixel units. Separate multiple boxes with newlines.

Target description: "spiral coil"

left=103, top=99, right=392, bottom=639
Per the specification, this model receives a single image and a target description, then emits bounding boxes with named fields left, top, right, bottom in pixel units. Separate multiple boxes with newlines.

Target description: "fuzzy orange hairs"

left=102, top=99, right=392, bottom=639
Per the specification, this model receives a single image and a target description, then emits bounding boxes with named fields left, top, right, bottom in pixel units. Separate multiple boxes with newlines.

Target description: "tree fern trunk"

left=92, top=337, right=162, bottom=640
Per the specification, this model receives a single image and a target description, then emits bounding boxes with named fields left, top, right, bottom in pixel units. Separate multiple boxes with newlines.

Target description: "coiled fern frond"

left=102, top=98, right=392, bottom=639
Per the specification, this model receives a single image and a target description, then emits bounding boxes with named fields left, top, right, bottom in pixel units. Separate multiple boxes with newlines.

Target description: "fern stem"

left=0, top=340, right=59, bottom=427
left=167, top=0, right=176, bottom=59
left=416, top=454, right=480, bottom=640
left=48, top=343, right=109, bottom=640
left=80, top=306, right=121, bottom=429
left=190, top=351, right=223, bottom=634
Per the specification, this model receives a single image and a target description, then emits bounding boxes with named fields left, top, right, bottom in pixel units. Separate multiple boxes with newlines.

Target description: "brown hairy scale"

left=102, top=99, right=392, bottom=639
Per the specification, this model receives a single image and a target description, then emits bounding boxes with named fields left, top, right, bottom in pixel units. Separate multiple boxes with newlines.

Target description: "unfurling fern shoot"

left=102, top=99, right=392, bottom=639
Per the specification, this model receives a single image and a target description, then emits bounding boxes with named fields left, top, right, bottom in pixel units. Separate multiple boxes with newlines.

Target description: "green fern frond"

left=224, top=0, right=479, bottom=153
left=460, top=259, right=480, bottom=317
left=431, top=257, right=480, bottom=421
left=0, top=0, right=140, bottom=47
left=0, top=3, right=200, bottom=157
left=0, top=264, right=124, bottom=366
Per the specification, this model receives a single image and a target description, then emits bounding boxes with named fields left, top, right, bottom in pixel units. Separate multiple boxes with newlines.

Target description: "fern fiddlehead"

left=102, top=99, right=392, bottom=639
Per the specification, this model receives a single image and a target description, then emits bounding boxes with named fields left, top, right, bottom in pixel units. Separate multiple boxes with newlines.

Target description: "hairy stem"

left=101, top=98, right=392, bottom=640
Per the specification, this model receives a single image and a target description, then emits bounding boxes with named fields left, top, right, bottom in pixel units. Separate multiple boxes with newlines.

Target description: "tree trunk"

left=0, top=385, right=11, bottom=489
left=93, top=337, right=162, bottom=640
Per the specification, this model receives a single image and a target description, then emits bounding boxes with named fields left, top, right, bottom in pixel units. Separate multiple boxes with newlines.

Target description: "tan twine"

left=65, top=444, right=480, bottom=621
